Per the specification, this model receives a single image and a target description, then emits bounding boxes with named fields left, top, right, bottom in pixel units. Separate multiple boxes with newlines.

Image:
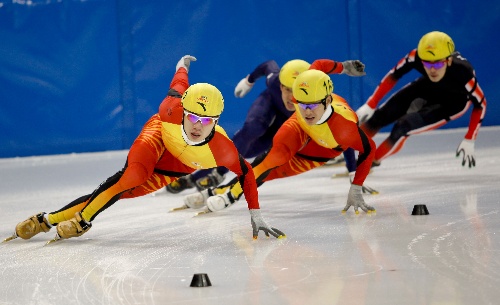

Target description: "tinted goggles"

left=184, top=111, right=218, bottom=126
left=422, top=60, right=446, bottom=70
left=296, top=97, right=327, bottom=110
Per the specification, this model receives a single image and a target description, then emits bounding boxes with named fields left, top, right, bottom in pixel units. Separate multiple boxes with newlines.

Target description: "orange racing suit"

left=48, top=68, right=259, bottom=225
left=217, top=93, right=375, bottom=202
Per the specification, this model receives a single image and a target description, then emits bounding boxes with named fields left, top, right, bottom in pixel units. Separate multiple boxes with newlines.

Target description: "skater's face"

left=422, top=57, right=451, bottom=82
left=183, top=111, right=218, bottom=142
left=296, top=96, right=331, bottom=125
left=280, top=84, right=296, bottom=112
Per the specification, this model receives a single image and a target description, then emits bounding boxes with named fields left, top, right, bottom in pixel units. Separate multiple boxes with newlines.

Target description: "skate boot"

left=183, top=189, right=210, bottom=209
left=324, top=155, right=346, bottom=166
left=10, top=212, right=52, bottom=241
left=206, top=192, right=237, bottom=212
left=195, top=169, right=225, bottom=190
left=166, top=175, right=195, bottom=194
left=55, top=212, right=92, bottom=240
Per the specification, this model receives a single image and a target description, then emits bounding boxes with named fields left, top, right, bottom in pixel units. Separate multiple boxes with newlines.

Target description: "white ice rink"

left=1, top=127, right=499, bottom=305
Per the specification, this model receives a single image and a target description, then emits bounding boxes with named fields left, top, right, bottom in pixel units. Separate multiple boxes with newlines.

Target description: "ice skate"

left=332, top=169, right=379, bottom=195
left=194, top=207, right=212, bottom=217
left=46, top=212, right=91, bottom=245
left=206, top=192, right=236, bottom=212
left=182, top=189, right=210, bottom=210
left=194, top=169, right=225, bottom=190
left=165, top=175, right=195, bottom=194
left=361, top=185, right=379, bottom=195
left=3, top=234, right=18, bottom=243
left=323, top=155, right=346, bottom=167
left=45, top=233, right=62, bottom=246
left=169, top=204, right=190, bottom=212
left=331, top=170, right=350, bottom=178
left=3, top=212, right=52, bottom=242
left=331, top=169, right=373, bottom=179
left=169, top=190, right=207, bottom=212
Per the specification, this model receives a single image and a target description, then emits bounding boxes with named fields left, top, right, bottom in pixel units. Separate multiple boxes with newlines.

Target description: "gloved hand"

left=176, top=55, right=197, bottom=73
left=349, top=172, right=379, bottom=195
left=342, top=60, right=366, bottom=76
left=183, top=189, right=209, bottom=209
left=456, top=139, right=475, bottom=168
left=234, top=75, right=254, bottom=98
left=249, top=209, right=285, bottom=239
left=356, top=104, right=376, bottom=124
left=342, top=184, right=376, bottom=214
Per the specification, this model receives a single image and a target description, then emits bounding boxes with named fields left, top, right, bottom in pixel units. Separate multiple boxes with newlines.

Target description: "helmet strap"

left=321, top=95, right=331, bottom=110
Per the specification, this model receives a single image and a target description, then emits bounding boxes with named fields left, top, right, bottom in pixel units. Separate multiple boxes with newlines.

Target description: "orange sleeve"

left=239, top=158, right=260, bottom=209
left=158, top=68, right=190, bottom=116
left=253, top=115, right=309, bottom=178
left=211, top=134, right=261, bottom=209
left=309, top=59, right=344, bottom=74
left=332, top=116, right=376, bottom=185
left=170, top=67, right=190, bottom=95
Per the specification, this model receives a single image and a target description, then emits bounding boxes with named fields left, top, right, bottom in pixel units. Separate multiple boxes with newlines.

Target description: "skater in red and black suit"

left=355, top=31, right=487, bottom=168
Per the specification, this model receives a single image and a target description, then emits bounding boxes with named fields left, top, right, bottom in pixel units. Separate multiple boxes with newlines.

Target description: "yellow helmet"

left=279, top=59, right=311, bottom=88
left=417, top=31, right=455, bottom=61
left=182, top=83, right=224, bottom=117
left=292, top=69, right=333, bottom=103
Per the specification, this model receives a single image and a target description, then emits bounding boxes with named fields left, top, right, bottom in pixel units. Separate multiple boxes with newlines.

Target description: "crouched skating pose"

left=6, top=55, right=284, bottom=244
left=183, top=69, right=377, bottom=215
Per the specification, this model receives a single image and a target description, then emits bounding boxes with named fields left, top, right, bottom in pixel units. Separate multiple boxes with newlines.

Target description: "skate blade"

left=2, top=234, right=18, bottom=243
left=169, top=205, right=189, bottom=212
left=331, top=171, right=349, bottom=178
left=193, top=209, right=211, bottom=217
left=323, top=160, right=346, bottom=167
left=362, top=186, right=380, bottom=195
left=44, top=234, right=62, bottom=246
left=331, top=169, right=374, bottom=179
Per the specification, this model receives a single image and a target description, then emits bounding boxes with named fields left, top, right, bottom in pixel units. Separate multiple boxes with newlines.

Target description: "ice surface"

left=1, top=127, right=499, bottom=305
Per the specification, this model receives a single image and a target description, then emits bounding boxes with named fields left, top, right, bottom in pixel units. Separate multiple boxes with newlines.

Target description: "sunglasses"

left=296, top=97, right=327, bottom=110
left=422, top=60, right=447, bottom=70
left=184, top=111, right=218, bottom=126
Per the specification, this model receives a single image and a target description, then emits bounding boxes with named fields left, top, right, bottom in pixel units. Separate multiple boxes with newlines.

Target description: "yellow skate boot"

left=55, top=212, right=92, bottom=240
left=3, top=212, right=52, bottom=242
left=16, top=212, right=52, bottom=239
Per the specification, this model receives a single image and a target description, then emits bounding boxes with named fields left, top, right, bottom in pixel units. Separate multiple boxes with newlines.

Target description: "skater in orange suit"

left=6, top=55, right=284, bottom=244
left=184, top=68, right=376, bottom=215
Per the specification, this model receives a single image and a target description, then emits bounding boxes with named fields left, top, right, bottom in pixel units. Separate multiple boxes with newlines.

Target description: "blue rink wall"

left=1, top=0, right=499, bottom=158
